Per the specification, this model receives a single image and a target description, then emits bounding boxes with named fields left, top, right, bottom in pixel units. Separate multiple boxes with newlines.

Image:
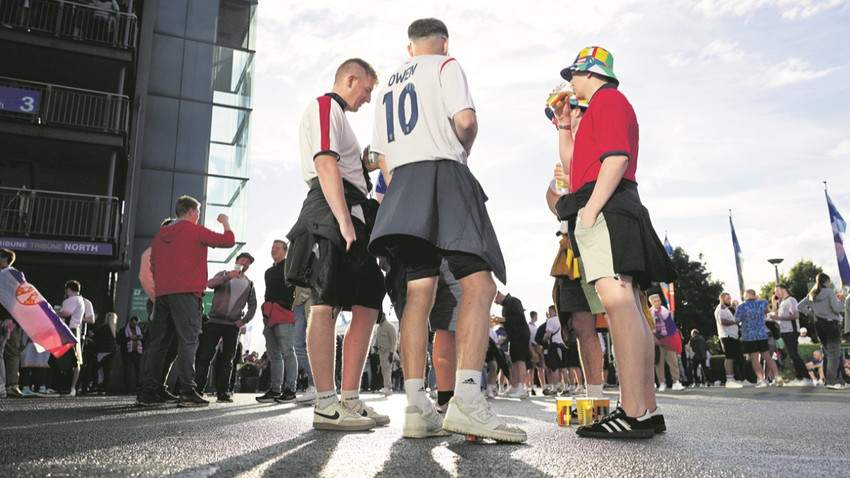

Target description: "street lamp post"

left=767, top=258, right=783, bottom=286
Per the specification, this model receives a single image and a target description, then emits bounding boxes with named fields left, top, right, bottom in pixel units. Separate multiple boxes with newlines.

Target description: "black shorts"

left=742, top=339, right=769, bottom=354
left=309, top=225, right=386, bottom=310
left=555, top=275, right=591, bottom=315
left=565, top=342, right=581, bottom=367
left=720, top=337, right=743, bottom=359
left=386, top=236, right=490, bottom=282
left=545, top=343, right=567, bottom=369
left=509, top=335, right=532, bottom=363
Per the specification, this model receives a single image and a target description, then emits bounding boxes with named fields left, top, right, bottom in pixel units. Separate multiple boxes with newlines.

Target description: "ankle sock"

left=455, top=369, right=482, bottom=403
left=586, top=384, right=604, bottom=398
left=316, top=390, right=337, bottom=409
left=405, top=379, right=431, bottom=411
left=340, top=389, right=359, bottom=407
left=437, top=390, right=454, bottom=407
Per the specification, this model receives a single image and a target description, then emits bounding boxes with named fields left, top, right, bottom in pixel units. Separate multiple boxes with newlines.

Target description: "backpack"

left=535, top=323, right=552, bottom=347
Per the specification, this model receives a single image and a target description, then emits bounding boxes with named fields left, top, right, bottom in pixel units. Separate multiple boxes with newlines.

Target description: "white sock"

left=405, top=379, right=430, bottom=411
left=455, top=369, right=482, bottom=403
left=316, top=390, right=337, bottom=409
left=586, top=384, right=603, bottom=398
left=726, top=375, right=735, bottom=382
left=340, top=389, right=359, bottom=407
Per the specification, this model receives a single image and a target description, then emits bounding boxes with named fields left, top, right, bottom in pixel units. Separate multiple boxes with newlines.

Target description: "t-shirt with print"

left=570, top=84, right=639, bottom=193
left=734, top=299, right=769, bottom=342
left=777, top=296, right=800, bottom=333
left=371, top=54, right=474, bottom=173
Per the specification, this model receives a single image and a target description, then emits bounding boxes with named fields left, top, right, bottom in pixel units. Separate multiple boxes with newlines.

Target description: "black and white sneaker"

left=575, top=407, right=654, bottom=439
left=650, top=408, right=666, bottom=433
left=256, top=390, right=281, bottom=403
left=274, top=388, right=297, bottom=404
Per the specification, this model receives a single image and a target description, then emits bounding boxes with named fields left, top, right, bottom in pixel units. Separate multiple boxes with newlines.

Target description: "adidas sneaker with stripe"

left=575, top=407, right=654, bottom=439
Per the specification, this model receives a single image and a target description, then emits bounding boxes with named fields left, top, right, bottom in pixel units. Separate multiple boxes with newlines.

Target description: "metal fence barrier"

left=0, top=0, right=137, bottom=49
left=0, top=76, right=129, bottom=133
left=0, top=187, right=120, bottom=241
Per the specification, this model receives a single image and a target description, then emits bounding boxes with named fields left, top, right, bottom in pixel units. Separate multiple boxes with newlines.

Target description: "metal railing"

left=0, top=0, right=137, bottom=49
left=0, top=76, right=129, bottom=133
left=0, top=187, right=121, bottom=241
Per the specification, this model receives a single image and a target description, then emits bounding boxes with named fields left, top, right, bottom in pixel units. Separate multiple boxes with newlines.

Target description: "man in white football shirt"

left=369, top=18, right=525, bottom=443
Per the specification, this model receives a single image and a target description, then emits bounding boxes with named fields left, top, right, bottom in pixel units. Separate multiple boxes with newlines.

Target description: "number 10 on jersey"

left=382, top=84, right=418, bottom=143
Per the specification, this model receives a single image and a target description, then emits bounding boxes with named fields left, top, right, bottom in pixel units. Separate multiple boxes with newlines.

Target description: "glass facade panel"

left=213, top=45, right=253, bottom=109
left=205, top=176, right=248, bottom=264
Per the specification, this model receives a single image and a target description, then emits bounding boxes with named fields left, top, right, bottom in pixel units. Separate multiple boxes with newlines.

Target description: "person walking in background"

left=735, top=290, right=783, bottom=388
left=769, top=284, right=806, bottom=385
left=196, top=252, right=257, bottom=403
left=689, top=329, right=710, bottom=387
left=57, top=280, right=85, bottom=397
left=797, top=273, right=846, bottom=390
left=255, top=240, right=298, bottom=404
left=372, top=313, right=397, bottom=396
left=137, top=195, right=235, bottom=408
left=119, top=316, right=144, bottom=393
left=649, top=294, right=684, bottom=392
left=715, top=293, right=745, bottom=388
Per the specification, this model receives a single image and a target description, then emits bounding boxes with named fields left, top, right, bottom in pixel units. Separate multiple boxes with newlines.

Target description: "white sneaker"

left=68, top=389, right=77, bottom=397
left=313, top=401, right=376, bottom=431
left=442, top=395, right=527, bottom=442
left=671, top=381, right=685, bottom=391
left=35, top=387, right=58, bottom=398
left=826, top=383, right=847, bottom=390
left=297, top=386, right=317, bottom=404
left=344, top=399, right=390, bottom=426
left=657, top=383, right=667, bottom=392
left=379, top=387, right=393, bottom=396
left=725, top=380, right=744, bottom=389
left=755, top=380, right=768, bottom=388
left=485, top=386, right=496, bottom=398
left=403, top=404, right=450, bottom=438
left=508, top=384, right=526, bottom=398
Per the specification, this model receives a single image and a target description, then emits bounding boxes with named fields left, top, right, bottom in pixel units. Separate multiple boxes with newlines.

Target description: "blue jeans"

left=264, top=322, right=297, bottom=392
left=293, top=303, right=313, bottom=386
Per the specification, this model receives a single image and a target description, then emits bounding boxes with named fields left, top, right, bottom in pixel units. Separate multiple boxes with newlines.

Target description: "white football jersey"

left=371, top=54, right=475, bottom=172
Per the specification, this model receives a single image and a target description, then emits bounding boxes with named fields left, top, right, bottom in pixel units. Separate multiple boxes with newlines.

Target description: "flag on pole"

left=825, top=190, right=850, bottom=287
left=663, top=233, right=674, bottom=257
left=0, top=267, right=77, bottom=358
left=729, top=214, right=745, bottom=298
left=661, top=233, right=675, bottom=311
left=660, top=282, right=676, bottom=313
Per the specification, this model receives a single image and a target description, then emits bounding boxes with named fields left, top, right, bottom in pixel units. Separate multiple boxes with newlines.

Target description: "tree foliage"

left=646, top=247, right=724, bottom=339
left=758, top=259, right=823, bottom=301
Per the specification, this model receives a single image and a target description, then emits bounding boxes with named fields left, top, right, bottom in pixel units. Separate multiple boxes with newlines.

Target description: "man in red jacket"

left=136, top=196, right=235, bottom=407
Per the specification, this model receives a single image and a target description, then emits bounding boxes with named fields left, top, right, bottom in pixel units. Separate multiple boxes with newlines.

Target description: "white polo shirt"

left=299, top=93, right=368, bottom=221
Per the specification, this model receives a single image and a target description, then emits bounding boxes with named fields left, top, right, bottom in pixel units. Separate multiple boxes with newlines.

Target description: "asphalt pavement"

left=1, top=385, right=849, bottom=477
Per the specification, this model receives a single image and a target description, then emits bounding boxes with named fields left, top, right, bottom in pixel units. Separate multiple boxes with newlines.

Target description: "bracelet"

left=558, top=125, right=571, bottom=131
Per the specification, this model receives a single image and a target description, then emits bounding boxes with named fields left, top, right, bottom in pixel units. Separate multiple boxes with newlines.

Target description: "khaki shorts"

left=573, top=208, right=617, bottom=284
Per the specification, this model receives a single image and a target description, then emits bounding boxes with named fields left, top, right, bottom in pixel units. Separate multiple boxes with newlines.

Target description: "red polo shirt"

left=570, top=84, right=639, bottom=193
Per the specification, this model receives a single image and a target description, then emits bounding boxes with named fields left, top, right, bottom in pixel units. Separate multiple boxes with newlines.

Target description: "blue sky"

left=238, top=0, right=850, bottom=349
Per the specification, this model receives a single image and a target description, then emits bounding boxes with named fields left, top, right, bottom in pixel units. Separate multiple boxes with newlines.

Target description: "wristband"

left=558, top=125, right=571, bottom=131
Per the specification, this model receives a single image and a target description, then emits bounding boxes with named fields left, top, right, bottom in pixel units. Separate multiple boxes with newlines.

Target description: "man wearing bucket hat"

left=553, top=46, right=677, bottom=438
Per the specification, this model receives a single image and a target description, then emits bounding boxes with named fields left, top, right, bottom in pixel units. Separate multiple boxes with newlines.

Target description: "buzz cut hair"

left=175, top=195, right=200, bottom=218
left=408, top=18, right=448, bottom=40
left=335, top=58, right=378, bottom=86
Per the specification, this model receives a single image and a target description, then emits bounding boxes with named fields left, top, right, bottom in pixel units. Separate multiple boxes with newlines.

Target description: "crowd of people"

left=3, top=17, right=849, bottom=446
